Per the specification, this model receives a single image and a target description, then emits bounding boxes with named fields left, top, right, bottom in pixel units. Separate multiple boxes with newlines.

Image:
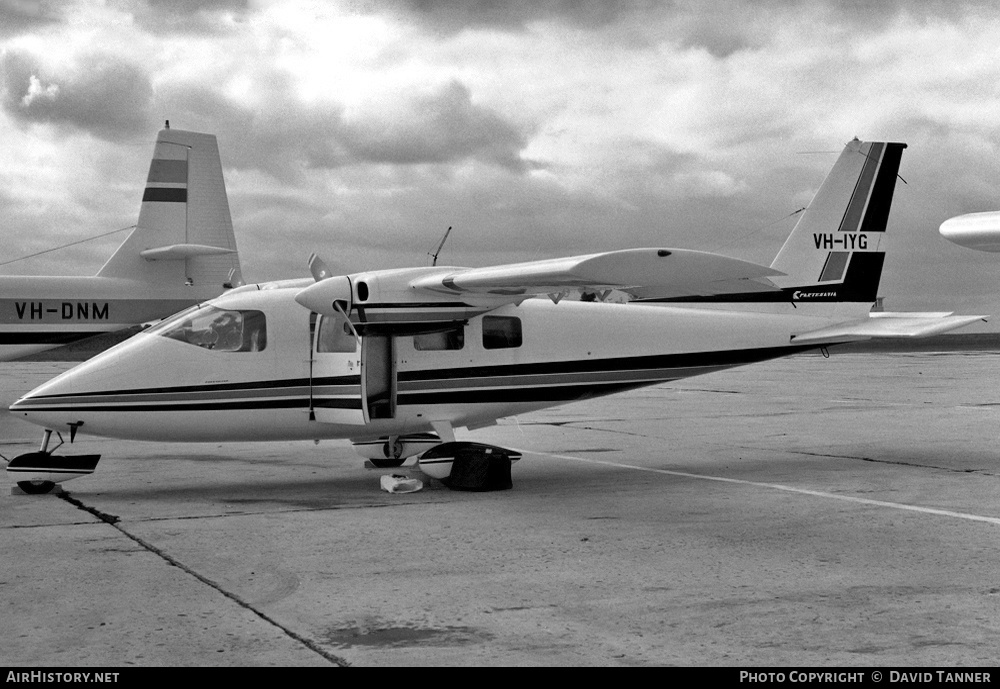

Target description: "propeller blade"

left=308, top=253, right=331, bottom=282
left=334, top=301, right=361, bottom=343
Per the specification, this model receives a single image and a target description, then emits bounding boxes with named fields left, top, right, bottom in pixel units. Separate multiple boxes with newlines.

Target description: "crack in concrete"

left=788, top=450, right=1000, bottom=476
left=56, top=491, right=350, bottom=667
left=520, top=420, right=659, bottom=440
left=113, top=500, right=433, bottom=524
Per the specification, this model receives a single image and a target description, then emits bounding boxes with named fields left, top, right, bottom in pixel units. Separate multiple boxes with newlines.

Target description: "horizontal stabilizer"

left=410, top=248, right=783, bottom=297
left=791, top=312, right=987, bottom=344
left=139, top=244, right=238, bottom=260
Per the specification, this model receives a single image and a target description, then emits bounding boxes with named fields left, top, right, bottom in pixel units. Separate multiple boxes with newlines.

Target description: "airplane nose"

left=7, top=345, right=127, bottom=434
left=9, top=371, right=84, bottom=428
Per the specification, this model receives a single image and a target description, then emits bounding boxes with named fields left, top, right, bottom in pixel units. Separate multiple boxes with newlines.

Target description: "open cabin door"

left=310, top=313, right=365, bottom=425
left=362, top=334, right=396, bottom=421
left=309, top=315, right=397, bottom=424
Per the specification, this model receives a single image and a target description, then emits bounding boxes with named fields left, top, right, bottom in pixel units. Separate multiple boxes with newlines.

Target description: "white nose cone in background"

left=939, top=212, right=1000, bottom=252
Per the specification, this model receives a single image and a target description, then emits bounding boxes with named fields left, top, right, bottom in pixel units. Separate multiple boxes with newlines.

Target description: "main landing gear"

left=5, top=428, right=100, bottom=495
left=352, top=432, right=444, bottom=468
left=353, top=435, right=522, bottom=490
left=418, top=442, right=521, bottom=491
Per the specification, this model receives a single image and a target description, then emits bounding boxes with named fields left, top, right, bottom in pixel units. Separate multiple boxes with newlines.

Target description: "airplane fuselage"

left=0, top=275, right=224, bottom=360
left=10, top=285, right=843, bottom=443
left=1, top=126, right=243, bottom=362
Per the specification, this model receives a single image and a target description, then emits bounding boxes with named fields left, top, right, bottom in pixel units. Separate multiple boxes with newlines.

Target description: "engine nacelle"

left=295, top=267, right=511, bottom=329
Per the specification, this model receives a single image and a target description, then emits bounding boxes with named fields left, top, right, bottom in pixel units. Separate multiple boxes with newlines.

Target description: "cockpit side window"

left=317, top=313, right=357, bottom=353
left=157, top=307, right=267, bottom=352
left=413, top=325, right=465, bottom=351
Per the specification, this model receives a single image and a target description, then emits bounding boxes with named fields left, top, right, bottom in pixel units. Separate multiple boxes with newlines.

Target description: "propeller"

left=299, top=253, right=361, bottom=342
left=308, top=253, right=331, bottom=281
left=295, top=254, right=354, bottom=317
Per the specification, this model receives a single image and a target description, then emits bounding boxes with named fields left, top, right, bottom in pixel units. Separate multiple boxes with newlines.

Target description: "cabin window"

left=413, top=325, right=465, bottom=351
left=157, top=306, right=267, bottom=352
left=317, top=313, right=357, bottom=353
left=482, top=316, right=522, bottom=349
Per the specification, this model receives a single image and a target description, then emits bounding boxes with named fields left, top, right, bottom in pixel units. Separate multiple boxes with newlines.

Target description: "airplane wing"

left=408, top=248, right=783, bottom=298
left=294, top=248, right=785, bottom=328
left=790, top=312, right=987, bottom=345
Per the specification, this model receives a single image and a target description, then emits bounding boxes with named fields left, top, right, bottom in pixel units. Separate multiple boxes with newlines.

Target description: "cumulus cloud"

left=154, top=77, right=533, bottom=178
left=341, top=81, right=533, bottom=171
left=0, top=0, right=65, bottom=38
left=358, top=0, right=635, bottom=34
left=1, top=50, right=154, bottom=140
left=126, top=0, right=251, bottom=34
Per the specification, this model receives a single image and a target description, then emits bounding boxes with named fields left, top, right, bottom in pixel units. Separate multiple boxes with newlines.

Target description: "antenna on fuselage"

left=428, top=226, right=452, bottom=266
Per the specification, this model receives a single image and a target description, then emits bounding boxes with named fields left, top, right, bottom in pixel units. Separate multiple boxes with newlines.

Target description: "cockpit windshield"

left=150, top=306, right=267, bottom=352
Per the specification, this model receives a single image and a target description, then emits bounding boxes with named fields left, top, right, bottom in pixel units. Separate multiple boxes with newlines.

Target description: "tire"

left=369, top=455, right=406, bottom=469
left=17, top=480, right=56, bottom=495
left=368, top=439, right=405, bottom=468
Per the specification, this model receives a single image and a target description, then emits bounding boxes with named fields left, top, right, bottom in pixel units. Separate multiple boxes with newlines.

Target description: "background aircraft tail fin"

left=97, top=125, right=243, bottom=295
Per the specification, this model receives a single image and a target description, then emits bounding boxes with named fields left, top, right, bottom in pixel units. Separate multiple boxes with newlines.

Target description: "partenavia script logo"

left=793, top=290, right=838, bottom=300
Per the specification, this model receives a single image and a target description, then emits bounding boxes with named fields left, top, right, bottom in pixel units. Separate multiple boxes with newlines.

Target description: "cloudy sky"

left=2, top=0, right=1000, bottom=326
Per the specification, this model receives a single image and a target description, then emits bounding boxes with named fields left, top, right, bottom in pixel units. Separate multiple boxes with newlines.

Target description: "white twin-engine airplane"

left=7, top=139, right=985, bottom=493
left=0, top=124, right=242, bottom=361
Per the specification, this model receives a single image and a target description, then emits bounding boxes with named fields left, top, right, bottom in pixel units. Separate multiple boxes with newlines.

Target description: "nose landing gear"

left=5, top=428, right=101, bottom=495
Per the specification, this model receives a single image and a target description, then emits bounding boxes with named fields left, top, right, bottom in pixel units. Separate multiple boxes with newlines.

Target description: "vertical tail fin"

left=632, top=139, right=906, bottom=313
left=97, top=126, right=243, bottom=296
left=769, top=139, right=906, bottom=302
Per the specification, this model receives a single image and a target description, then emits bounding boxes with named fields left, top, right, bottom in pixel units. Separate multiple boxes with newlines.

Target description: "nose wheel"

left=17, top=479, right=57, bottom=495
left=5, top=429, right=100, bottom=495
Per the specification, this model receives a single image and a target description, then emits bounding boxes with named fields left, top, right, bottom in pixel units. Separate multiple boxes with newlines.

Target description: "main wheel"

left=17, top=480, right=56, bottom=495
left=368, top=439, right=406, bottom=468
left=368, top=456, right=406, bottom=468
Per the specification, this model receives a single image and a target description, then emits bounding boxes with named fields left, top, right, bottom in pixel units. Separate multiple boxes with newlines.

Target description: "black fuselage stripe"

left=20, top=381, right=653, bottom=412
left=7, top=468, right=97, bottom=475
left=0, top=332, right=108, bottom=345
left=25, top=346, right=809, bottom=400
left=398, top=345, right=814, bottom=381
left=27, top=376, right=358, bottom=399
left=17, top=346, right=817, bottom=409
